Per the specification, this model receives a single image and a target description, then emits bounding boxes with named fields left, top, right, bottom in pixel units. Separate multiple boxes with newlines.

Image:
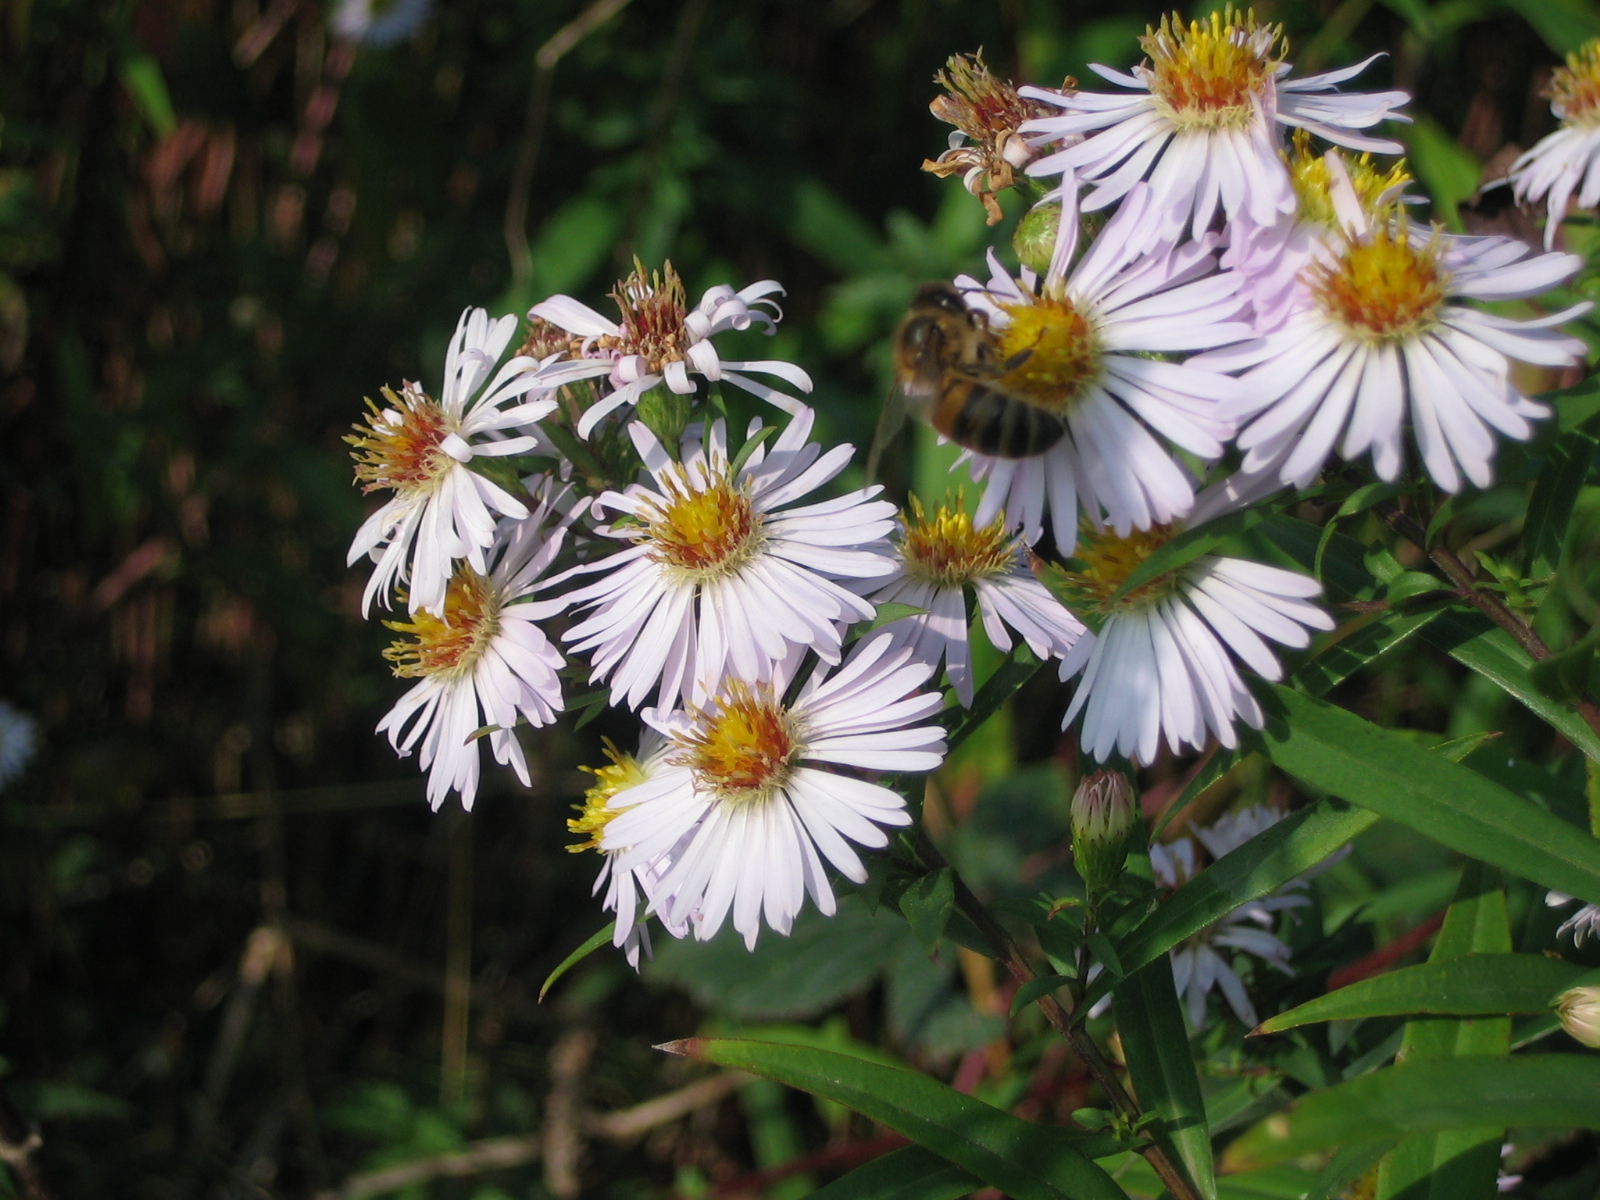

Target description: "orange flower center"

left=996, top=295, right=1103, bottom=412
left=1310, top=223, right=1446, bottom=342
left=1142, top=7, right=1282, bottom=133
left=638, top=464, right=763, bottom=582
left=899, top=497, right=1017, bottom=587
left=383, top=568, right=501, bottom=680
left=1549, top=40, right=1600, bottom=128
left=347, top=383, right=457, bottom=497
left=678, top=682, right=799, bottom=803
left=598, top=259, right=691, bottom=373
left=1053, top=523, right=1183, bottom=616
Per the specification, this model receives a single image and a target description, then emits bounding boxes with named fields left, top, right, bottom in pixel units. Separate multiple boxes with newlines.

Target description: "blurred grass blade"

left=540, top=921, right=616, bottom=1000
left=1258, top=685, right=1600, bottom=904
left=1501, top=0, right=1600, bottom=52
left=119, top=53, right=177, bottom=137
left=659, top=1038, right=1130, bottom=1200
left=1091, top=800, right=1378, bottom=1009
left=1308, top=1143, right=1394, bottom=1200
left=804, top=1145, right=980, bottom=1200
left=1256, top=954, right=1590, bottom=1033
left=1151, top=747, right=1241, bottom=839
left=1113, top=957, right=1217, bottom=1200
left=1224, top=1056, right=1600, bottom=1168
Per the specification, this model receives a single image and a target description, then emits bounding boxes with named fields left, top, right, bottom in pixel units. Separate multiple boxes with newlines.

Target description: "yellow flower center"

left=899, top=497, right=1017, bottom=587
left=347, top=383, right=456, bottom=497
left=677, top=682, right=799, bottom=804
left=598, top=258, right=691, bottom=373
left=637, top=463, right=763, bottom=582
left=1310, top=221, right=1447, bottom=342
left=995, top=296, right=1103, bottom=412
left=1287, top=130, right=1411, bottom=229
left=1141, top=7, right=1283, bottom=133
left=1053, top=523, right=1183, bottom=615
left=568, top=740, right=649, bottom=853
left=1549, top=39, right=1600, bottom=128
left=383, top=568, right=502, bottom=680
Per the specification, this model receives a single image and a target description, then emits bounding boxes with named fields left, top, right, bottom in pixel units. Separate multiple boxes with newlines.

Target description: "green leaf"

left=119, top=53, right=177, bottom=137
left=863, top=601, right=929, bottom=634
left=539, top=921, right=616, bottom=1001
left=1307, top=1143, right=1395, bottom=1200
left=660, top=1039, right=1130, bottom=1200
left=1419, top=614, right=1600, bottom=761
left=1114, top=956, right=1217, bottom=1200
left=1377, top=863, right=1510, bottom=1200
left=728, top=423, right=779, bottom=477
left=1401, top=115, right=1482, bottom=230
left=1501, top=0, right=1600, bottom=52
left=943, top=649, right=1042, bottom=753
left=1384, top=570, right=1448, bottom=603
left=1151, top=748, right=1243, bottom=839
left=1316, top=481, right=1404, bottom=578
left=1524, top=423, right=1598, bottom=579
left=1289, top=607, right=1446, bottom=699
left=1010, top=974, right=1075, bottom=1017
left=1109, top=507, right=1267, bottom=606
left=1529, top=627, right=1600, bottom=705
left=900, top=869, right=955, bottom=954
left=1224, top=1055, right=1600, bottom=1168
left=803, top=1145, right=980, bottom=1200
left=1092, top=800, right=1378, bottom=1009
left=1256, top=954, right=1589, bottom=1033
left=1085, top=931, right=1124, bottom=980
left=1256, top=684, right=1600, bottom=904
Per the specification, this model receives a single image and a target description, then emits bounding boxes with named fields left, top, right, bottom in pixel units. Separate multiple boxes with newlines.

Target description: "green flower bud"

left=1557, top=984, right=1600, bottom=1048
left=1013, top=203, right=1061, bottom=276
left=1071, top=770, right=1139, bottom=894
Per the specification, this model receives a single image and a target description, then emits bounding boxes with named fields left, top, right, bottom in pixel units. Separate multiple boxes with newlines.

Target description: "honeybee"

left=878, top=282, right=1065, bottom=472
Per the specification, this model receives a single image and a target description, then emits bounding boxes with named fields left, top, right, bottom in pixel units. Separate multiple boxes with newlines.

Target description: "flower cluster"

left=340, top=12, right=1594, bottom=995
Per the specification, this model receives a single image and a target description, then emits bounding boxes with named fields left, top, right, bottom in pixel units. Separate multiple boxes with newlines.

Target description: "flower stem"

left=911, top=831, right=1203, bottom=1200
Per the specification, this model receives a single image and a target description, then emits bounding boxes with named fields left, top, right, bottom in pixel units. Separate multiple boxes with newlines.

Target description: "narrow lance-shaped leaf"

left=1521, top=419, right=1597, bottom=579
left=804, top=1145, right=981, bottom=1200
left=1255, top=685, right=1600, bottom=904
left=1256, top=954, right=1592, bottom=1033
left=659, top=1038, right=1130, bottom=1200
left=1225, top=1056, right=1600, bottom=1168
left=1114, top=956, right=1217, bottom=1200
left=540, top=921, right=617, bottom=1001
left=1376, top=863, right=1510, bottom=1200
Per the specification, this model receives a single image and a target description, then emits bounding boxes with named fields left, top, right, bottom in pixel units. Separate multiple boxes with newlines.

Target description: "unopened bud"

left=1013, top=203, right=1060, bottom=276
left=1071, top=770, right=1138, bottom=893
left=1557, top=985, right=1600, bottom=1048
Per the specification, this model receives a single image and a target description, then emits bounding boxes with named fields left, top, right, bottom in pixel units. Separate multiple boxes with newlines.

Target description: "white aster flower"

left=1154, top=805, right=1308, bottom=1028
left=1020, top=7, right=1409, bottom=242
left=1546, top=890, right=1600, bottom=947
left=0, top=699, right=38, bottom=789
left=868, top=497, right=1084, bottom=706
left=1228, top=134, right=1415, bottom=334
left=1201, top=187, right=1590, bottom=493
left=375, top=486, right=570, bottom=811
left=347, top=307, right=558, bottom=617
left=1511, top=40, right=1600, bottom=249
left=954, top=183, right=1251, bottom=547
left=601, top=633, right=947, bottom=950
left=528, top=260, right=812, bottom=438
left=562, top=406, right=897, bottom=711
left=1053, top=514, right=1333, bottom=764
left=568, top=733, right=693, bottom=968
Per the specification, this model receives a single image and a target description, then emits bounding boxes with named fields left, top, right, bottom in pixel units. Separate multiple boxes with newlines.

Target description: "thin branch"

left=912, top=833, right=1202, bottom=1200
left=504, top=0, right=636, bottom=286
left=316, top=1072, right=746, bottom=1200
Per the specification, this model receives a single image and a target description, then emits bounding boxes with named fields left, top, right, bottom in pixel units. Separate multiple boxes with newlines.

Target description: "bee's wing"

left=865, top=379, right=909, bottom=487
